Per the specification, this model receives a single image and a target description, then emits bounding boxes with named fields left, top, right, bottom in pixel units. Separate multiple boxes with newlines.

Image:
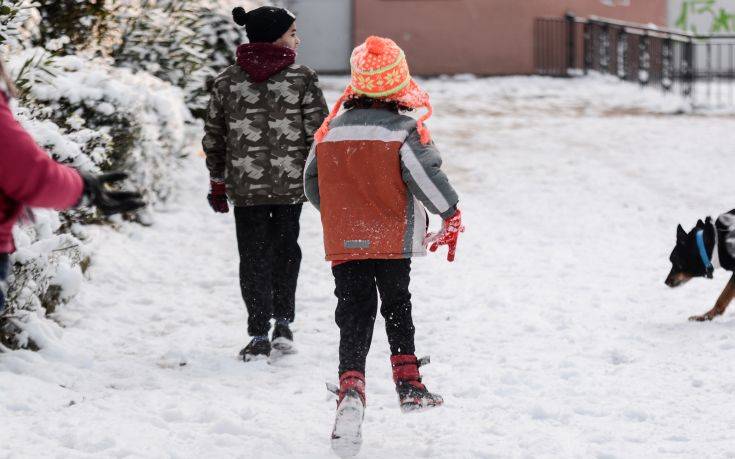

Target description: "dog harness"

left=696, top=230, right=715, bottom=279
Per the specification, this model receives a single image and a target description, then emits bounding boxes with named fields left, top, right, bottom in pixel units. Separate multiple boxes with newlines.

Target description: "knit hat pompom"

left=365, top=36, right=387, bottom=55
left=232, top=7, right=248, bottom=26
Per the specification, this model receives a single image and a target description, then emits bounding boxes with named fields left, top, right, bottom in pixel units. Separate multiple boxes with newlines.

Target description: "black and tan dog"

left=666, top=209, right=735, bottom=321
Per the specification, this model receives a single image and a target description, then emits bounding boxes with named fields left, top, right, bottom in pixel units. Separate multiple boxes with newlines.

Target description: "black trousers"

left=332, top=259, right=415, bottom=375
left=234, top=205, right=302, bottom=337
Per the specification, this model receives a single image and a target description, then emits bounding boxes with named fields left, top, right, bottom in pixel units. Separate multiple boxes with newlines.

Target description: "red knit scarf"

left=236, top=43, right=296, bottom=83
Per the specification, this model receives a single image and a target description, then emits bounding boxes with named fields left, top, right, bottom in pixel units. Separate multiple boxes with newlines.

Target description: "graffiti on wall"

left=676, top=0, right=735, bottom=33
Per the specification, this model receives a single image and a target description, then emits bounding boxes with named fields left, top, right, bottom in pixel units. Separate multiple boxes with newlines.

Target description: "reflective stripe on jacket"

left=304, top=108, right=458, bottom=261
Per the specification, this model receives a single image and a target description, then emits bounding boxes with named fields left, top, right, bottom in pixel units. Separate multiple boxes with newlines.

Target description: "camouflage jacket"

left=203, top=64, right=328, bottom=206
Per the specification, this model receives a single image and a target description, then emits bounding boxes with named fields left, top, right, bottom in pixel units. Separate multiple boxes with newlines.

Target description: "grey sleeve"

left=303, top=143, right=320, bottom=211
left=202, top=82, right=227, bottom=180
left=399, top=127, right=459, bottom=219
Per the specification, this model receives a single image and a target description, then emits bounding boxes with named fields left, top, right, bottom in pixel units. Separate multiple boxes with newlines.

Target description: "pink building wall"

left=353, top=0, right=668, bottom=75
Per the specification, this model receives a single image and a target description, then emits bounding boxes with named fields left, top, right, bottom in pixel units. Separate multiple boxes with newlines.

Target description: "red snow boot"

left=391, top=355, right=444, bottom=413
left=336, top=371, right=366, bottom=405
left=330, top=371, right=366, bottom=458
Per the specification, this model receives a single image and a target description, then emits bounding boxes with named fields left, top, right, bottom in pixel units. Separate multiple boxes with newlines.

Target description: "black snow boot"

left=239, top=336, right=270, bottom=361
left=391, top=354, right=444, bottom=413
left=271, top=320, right=295, bottom=353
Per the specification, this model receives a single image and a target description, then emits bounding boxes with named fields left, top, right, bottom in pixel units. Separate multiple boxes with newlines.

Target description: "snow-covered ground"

left=2, top=75, right=735, bottom=458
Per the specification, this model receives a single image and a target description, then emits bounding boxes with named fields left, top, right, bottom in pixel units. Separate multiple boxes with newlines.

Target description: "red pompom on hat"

left=315, top=36, right=433, bottom=145
left=365, top=36, right=387, bottom=54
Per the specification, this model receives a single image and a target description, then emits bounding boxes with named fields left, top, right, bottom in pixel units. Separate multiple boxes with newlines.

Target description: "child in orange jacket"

left=304, top=36, right=463, bottom=456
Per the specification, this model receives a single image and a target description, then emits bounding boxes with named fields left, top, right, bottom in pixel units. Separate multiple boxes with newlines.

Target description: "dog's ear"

left=677, top=224, right=687, bottom=243
left=696, top=219, right=705, bottom=228
left=705, top=216, right=713, bottom=224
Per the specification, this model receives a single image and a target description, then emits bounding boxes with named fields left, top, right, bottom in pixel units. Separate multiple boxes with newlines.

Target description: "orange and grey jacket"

left=304, top=108, right=459, bottom=261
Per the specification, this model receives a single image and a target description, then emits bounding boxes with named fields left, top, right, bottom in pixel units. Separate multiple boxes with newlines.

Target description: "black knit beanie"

left=232, top=6, right=296, bottom=43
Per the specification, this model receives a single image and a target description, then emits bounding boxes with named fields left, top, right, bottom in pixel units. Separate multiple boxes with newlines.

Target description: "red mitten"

left=427, top=209, right=464, bottom=262
left=207, top=179, right=229, bottom=213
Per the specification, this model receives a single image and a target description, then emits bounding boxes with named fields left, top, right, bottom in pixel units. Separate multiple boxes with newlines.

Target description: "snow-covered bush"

left=112, top=0, right=247, bottom=118
left=112, top=1, right=206, bottom=88
left=1, top=49, right=197, bottom=350
left=0, top=0, right=254, bottom=350
left=0, top=104, right=94, bottom=349
left=1, top=210, right=88, bottom=350
left=10, top=48, right=56, bottom=99
left=184, top=6, right=246, bottom=118
left=0, top=0, right=36, bottom=48
left=33, top=0, right=110, bottom=53
left=4, top=0, right=250, bottom=119
left=11, top=50, right=196, bottom=207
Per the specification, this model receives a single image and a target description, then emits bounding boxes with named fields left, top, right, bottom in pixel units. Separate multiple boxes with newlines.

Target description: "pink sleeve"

left=0, top=95, right=84, bottom=209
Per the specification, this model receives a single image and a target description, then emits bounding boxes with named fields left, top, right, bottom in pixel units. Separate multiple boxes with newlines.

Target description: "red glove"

left=427, top=209, right=464, bottom=262
left=207, top=179, right=229, bottom=213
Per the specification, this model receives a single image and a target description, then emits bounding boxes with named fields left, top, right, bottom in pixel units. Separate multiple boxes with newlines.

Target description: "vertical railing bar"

left=566, top=14, right=575, bottom=74
left=536, top=19, right=540, bottom=74
left=583, top=19, right=592, bottom=75
left=542, top=19, right=546, bottom=76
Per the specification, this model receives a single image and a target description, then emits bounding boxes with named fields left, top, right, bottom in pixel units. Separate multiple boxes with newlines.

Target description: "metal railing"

left=535, top=14, right=735, bottom=107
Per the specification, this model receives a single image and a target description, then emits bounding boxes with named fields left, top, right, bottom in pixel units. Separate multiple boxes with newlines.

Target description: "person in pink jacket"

left=0, top=61, right=144, bottom=313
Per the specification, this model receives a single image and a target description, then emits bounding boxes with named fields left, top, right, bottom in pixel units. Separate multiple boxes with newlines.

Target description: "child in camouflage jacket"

left=202, top=5, right=328, bottom=361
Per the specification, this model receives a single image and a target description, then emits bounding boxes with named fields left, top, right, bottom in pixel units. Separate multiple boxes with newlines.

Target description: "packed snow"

left=2, top=75, right=735, bottom=458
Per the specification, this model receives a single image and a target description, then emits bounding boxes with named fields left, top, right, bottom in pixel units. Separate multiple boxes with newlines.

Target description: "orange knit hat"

left=314, top=36, right=433, bottom=144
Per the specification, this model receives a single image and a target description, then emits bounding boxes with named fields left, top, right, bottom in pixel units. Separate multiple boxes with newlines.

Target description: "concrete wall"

left=287, top=0, right=353, bottom=72
left=354, top=0, right=668, bottom=75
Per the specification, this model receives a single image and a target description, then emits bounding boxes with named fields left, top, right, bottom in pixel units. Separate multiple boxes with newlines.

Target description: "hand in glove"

left=81, top=171, right=145, bottom=216
left=207, top=178, right=229, bottom=213
left=425, top=208, right=465, bottom=262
